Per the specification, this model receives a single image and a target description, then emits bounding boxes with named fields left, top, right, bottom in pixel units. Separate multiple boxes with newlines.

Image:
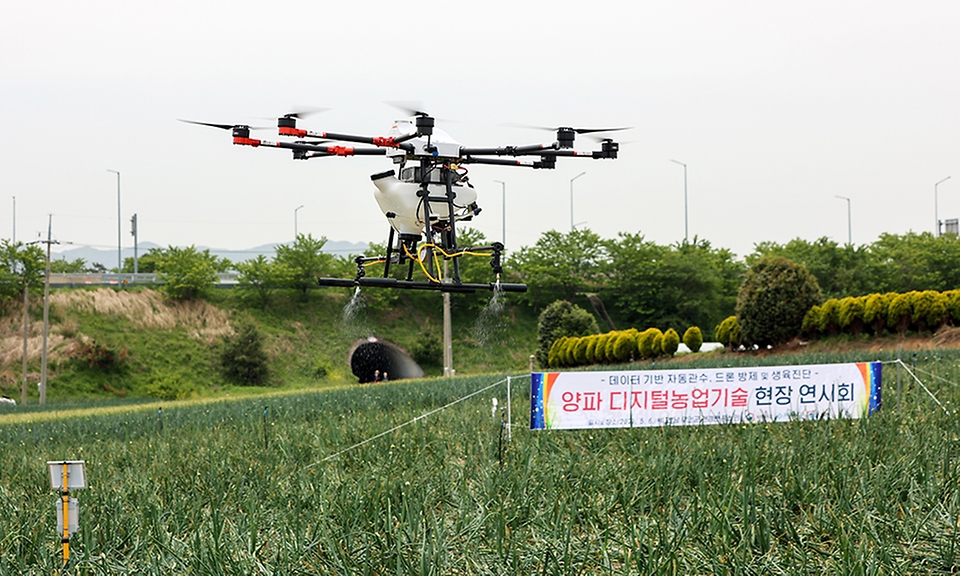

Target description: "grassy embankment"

left=2, top=348, right=960, bottom=573
left=0, top=285, right=538, bottom=401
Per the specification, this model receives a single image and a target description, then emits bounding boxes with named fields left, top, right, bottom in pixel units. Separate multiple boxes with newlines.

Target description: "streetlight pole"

left=493, top=180, right=506, bottom=246
left=670, top=159, right=688, bottom=243
left=570, top=172, right=586, bottom=232
left=834, top=195, right=852, bottom=246
left=294, top=205, right=304, bottom=239
left=935, top=176, right=951, bottom=237
left=107, top=170, right=121, bottom=282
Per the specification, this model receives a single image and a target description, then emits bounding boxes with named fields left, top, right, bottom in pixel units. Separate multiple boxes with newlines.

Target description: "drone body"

left=181, top=110, right=624, bottom=293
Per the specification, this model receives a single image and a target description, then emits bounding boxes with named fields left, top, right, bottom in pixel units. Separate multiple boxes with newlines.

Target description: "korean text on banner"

left=530, top=362, right=881, bottom=430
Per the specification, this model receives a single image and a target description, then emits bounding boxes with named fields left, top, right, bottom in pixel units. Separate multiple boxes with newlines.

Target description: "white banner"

left=530, top=362, right=882, bottom=430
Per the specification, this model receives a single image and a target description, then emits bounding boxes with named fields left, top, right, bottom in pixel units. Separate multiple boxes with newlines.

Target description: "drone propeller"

left=178, top=119, right=271, bottom=131
left=504, top=122, right=630, bottom=135
left=503, top=123, right=631, bottom=149
left=386, top=101, right=431, bottom=118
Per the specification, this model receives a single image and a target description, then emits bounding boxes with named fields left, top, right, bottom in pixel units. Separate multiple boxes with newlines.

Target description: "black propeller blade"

left=503, top=122, right=631, bottom=134
left=386, top=101, right=431, bottom=118
left=178, top=119, right=271, bottom=131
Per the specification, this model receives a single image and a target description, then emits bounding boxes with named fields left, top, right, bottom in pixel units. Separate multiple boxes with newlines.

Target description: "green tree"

left=605, top=235, right=743, bottom=339
left=870, top=232, right=960, bottom=293
left=535, top=300, right=599, bottom=367
left=510, top=228, right=608, bottom=309
left=736, top=256, right=822, bottom=347
left=123, top=248, right=164, bottom=274
left=749, top=237, right=878, bottom=299
left=220, top=322, right=270, bottom=385
left=275, top=234, right=337, bottom=299
left=0, top=241, right=45, bottom=301
left=155, top=245, right=220, bottom=301
left=49, top=257, right=88, bottom=273
left=236, top=255, right=290, bottom=309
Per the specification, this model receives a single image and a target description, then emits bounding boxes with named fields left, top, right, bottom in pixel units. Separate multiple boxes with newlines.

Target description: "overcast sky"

left=2, top=1, right=958, bottom=261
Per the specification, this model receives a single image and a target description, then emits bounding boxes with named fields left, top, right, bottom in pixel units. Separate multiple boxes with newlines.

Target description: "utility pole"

left=11, top=196, right=15, bottom=243
left=21, top=283, right=28, bottom=405
left=131, top=214, right=138, bottom=276
left=39, top=215, right=56, bottom=405
left=107, top=169, right=121, bottom=282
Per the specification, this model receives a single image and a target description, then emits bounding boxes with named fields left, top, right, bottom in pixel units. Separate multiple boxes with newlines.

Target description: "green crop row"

left=2, top=350, right=960, bottom=573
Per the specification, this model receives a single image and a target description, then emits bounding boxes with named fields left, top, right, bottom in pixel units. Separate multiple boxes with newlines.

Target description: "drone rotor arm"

left=460, top=156, right=538, bottom=168
left=459, top=143, right=554, bottom=157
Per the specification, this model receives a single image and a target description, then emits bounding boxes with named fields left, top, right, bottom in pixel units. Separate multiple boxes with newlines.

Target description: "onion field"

left=3, top=350, right=960, bottom=574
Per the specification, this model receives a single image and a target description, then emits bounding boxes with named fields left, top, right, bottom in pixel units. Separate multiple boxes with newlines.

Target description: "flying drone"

left=181, top=108, right=624, bottom=293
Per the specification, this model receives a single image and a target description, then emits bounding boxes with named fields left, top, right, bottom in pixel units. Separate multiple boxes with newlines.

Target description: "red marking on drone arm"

left=328, top=146, right=355, bottom=156
left=278, top=127, right=307, bottom=138
left=233, top=137, right=261, bottom=147
left=371, top=136, right=397, bottom=147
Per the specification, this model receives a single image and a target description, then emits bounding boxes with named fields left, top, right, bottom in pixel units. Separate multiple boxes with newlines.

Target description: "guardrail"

left=48, top=273, right=240, bottom=287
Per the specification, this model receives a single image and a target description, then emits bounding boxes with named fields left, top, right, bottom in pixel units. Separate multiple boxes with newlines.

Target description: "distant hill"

left=50, top=240, right=370, bottom=270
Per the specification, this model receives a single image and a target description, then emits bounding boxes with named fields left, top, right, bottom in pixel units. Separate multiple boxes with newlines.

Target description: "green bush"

left=313, top=359, right=334, bottom=380
left=535, top=300, right=599, bottom=368
left=801, top=306, right=821, bottom=338
left=735, top=256, right=822, bottom=347
left=638, top=328, right=663, bottom=358
left=887, top=292, right=915, bottom=336
left=944, top=290, right=960, bottom=326
left=912, top=290, right=948, bottom=332
left=661, top=328, right=680, bottom=357
left=613, top=332, right=636, bottom=363
left=547, top=336, right=567, bottom=368
left=838, top=296, right=866, bottom=336
left=563, top=338, right=580, bottom=367
left=584, top=336, right=599, bottom=364
left=863, top=293, right=890, bottom=335
left=817, top=298, right=840, bottom=335
left=715, top=316, right=742, bottom=350
left=412, top=330, right=443, bottom=368
left=145, top=372, right=198, bottom=400
left=574, top=337, right=590, bottom=365
left=69, top=339, right=127, bottom=371
left=682, top=326, right=703, bottom=353
left=220, top=323, right=270, bottom=386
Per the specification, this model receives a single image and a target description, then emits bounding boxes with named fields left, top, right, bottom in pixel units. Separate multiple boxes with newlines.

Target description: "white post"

left=506, top=375, right=512, bottom=441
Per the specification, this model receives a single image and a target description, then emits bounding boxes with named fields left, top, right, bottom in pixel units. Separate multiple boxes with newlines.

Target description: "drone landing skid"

left=316, top=277, right=527, bottom=294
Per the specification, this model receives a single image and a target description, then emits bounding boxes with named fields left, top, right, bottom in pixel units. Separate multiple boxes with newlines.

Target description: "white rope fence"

left=305, top=373, right=529, bottom=468
left=883, top=358, right=950, bottom=413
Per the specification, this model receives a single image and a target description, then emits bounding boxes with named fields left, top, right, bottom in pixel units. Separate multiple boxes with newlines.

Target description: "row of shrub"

left=713, top=289, right=960, bottom=350
left=546, top=326, right=703, bottom=368
left=801, top=290, right=960, bottom=338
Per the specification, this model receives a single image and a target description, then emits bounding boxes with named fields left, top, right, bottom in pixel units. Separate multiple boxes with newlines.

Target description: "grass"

left=3, top=350, right=960, bottom=573
left=1, top=285, right=538, bottom=401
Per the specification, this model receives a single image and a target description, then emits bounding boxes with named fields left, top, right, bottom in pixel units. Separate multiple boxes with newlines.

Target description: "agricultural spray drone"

left=181, top=107, right=624, bottom=293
